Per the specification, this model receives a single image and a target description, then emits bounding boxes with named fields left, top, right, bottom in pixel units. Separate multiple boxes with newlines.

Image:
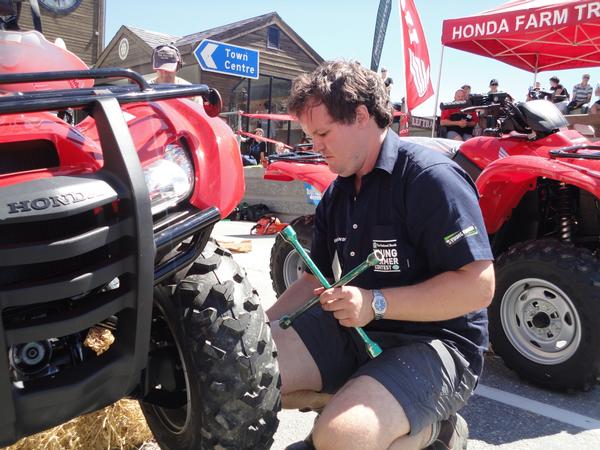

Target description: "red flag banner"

left=399, top=0, right=434, bottom=111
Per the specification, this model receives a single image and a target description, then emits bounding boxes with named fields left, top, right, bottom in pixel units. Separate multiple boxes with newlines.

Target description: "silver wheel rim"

left=150, top=306, right=192, bottom=434
left=500, top=277, right=581, bottom=365
left=283, top=247, right=308, bottom=288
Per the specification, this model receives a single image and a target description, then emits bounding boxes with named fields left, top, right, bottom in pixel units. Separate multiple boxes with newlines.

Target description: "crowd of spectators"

left=439, top=72, right=600, bottom=140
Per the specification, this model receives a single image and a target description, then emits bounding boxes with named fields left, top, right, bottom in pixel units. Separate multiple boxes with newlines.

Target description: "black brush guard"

left=0, top=69, right=221, bottom=445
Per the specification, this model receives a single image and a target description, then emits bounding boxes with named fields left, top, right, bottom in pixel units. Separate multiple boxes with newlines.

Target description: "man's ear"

left=355, top=105, right=370, bottom=127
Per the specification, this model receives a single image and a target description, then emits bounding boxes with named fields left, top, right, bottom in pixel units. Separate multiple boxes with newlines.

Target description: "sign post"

left=193, top=39, right=260, bottom=79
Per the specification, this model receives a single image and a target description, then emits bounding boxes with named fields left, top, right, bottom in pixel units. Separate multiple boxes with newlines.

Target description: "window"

left=267, top=26, right=280, bottom=50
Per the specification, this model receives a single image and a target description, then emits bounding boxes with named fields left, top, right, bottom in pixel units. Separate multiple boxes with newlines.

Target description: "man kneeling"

left=268, top=60, right=495, bottom=450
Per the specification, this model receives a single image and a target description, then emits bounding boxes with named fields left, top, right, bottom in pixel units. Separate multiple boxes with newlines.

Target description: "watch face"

left=39, top=0, right=82, bottom=15
left=374, top=296, right=386, bottom=312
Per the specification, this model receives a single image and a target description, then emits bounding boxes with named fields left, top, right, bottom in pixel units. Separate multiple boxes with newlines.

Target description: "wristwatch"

left=371, top=289, right=387, bottom=320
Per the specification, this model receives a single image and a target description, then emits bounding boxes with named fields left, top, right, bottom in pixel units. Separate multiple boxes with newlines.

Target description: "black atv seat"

left=516, top=100, right=569, bottom=134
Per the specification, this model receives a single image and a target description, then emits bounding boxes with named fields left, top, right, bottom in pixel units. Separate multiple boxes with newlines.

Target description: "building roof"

left=97, top=11, right=322, bottom=68
left=127, top=26, right=179, bottom=48
left=176, top=12, right=275, bottom=47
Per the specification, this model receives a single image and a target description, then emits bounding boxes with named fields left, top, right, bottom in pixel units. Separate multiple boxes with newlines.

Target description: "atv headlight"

left=143, top=143, right=194, bottom=215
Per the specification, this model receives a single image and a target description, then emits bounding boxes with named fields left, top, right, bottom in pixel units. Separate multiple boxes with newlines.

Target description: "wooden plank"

left=565, top=114, right=600, bottom=137
left=565, top=114, right=600, bottom=126
left=17, top=0, right=102, bottom=66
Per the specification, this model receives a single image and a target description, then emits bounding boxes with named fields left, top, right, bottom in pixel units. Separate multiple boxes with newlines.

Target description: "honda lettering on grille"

left=7, top=192, right=99, bottom=214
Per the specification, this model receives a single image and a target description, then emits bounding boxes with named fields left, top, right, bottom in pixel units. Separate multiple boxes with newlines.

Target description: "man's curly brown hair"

left=287, top=60, right=393, bottom=129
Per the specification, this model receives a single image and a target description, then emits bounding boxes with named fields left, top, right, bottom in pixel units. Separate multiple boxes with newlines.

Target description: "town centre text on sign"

left=224, top=49, right=256, bottom=75
left=193, top=39, right=260, bottom=79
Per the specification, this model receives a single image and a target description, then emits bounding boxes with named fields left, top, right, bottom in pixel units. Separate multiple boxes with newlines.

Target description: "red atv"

left=0, top=6, right=279, bottom=450
left=267, top=98, right=600, bottom=392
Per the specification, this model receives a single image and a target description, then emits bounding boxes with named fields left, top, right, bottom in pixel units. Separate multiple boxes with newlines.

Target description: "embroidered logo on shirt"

left=444, top=225, right=478, bottom=247
left=372, top=239, right=402, bottom=272
left=333, top=236, right=346, bottom=244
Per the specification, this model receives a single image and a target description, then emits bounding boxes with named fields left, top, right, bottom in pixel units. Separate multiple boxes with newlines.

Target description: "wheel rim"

left=500, top=277, right=582, bottom=365
left=148, top=309, right=192, bottom=434
left=282, top=246, right=308, bottom=288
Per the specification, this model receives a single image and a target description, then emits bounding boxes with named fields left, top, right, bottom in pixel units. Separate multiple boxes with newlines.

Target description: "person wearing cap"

left=568, top=73, right=593, bottom=113
left=487, top=79, right=500, bottom=95
left=149, top=44, right=190, bottom=85
left=526, top=81, right=543, bottom=101
left=461, top=84, right=473, bottom=105
left=380, top=68, right=393, bottom=95
left=548, top=75, right=569, bottom=114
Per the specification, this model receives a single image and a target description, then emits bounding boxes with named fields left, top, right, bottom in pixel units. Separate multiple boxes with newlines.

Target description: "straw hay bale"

left=2, top=399, right=155, bottom=450
left=3, top=328, right=154, bottom=450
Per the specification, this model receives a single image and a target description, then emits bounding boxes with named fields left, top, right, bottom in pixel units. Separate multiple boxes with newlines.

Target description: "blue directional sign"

left=193, top=39, right=260, bottom=79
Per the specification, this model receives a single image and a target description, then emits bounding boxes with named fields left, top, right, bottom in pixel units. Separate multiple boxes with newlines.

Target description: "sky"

left=105, top=0, right=596, bottom=117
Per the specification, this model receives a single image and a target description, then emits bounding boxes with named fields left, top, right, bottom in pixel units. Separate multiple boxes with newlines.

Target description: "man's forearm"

left=266, top=273, right=323, bottom=321
left=381, top=260, right=495, bottom=322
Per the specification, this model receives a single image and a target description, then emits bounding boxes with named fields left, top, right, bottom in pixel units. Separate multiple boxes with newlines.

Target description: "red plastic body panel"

left=264, top=160, right=336, bottom=194
left=0, top=99, right=243, bottom=218
left=0, top=30, right=93, bottom=91
left=460, top=130, right=600, bottom=233
left=460, top=130, right=590, bottom=169
left=477, top=155, right=600, bottom=233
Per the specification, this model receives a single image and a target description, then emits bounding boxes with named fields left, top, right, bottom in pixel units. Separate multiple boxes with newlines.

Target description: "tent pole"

left=533, top=53, right=539, bottom=85
left=432, top=45, right=445, bottom=137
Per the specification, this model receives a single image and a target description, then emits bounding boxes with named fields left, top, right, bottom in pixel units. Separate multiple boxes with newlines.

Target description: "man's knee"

left=311, top=376, right=411, bottom=450
left=271, top=322, right=322, bottom=393
left=312, top=410, right=379, bottom=450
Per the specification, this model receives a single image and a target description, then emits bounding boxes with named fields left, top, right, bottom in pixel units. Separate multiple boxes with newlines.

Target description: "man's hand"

left=318, top=286, right=375, bottom=327
left=458, top=119, right=468, bottom=128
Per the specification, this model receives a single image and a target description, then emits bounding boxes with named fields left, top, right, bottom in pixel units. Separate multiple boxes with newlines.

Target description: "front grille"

left=0, top=97, right=155, bottom=446
left=0, top=140, right=59, bottom=175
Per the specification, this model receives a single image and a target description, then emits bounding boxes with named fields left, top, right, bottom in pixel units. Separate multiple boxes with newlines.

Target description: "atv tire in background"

left=140, top=240, right=280, bottom=450
left=489, top=239, right=600, bottom=391
left=270, top=215, right=314, bottom=296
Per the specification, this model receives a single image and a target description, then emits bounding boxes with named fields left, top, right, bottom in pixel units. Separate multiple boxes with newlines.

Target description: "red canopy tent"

left=441, top=0, right=600, bottom=73
left=428, top=0, right=600, bottom=135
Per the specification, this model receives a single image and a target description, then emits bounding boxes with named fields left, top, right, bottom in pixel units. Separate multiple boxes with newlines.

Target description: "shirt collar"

left=374, top=129, right=400, bottom=174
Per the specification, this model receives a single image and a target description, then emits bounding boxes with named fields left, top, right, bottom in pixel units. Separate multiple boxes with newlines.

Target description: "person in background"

left=527, top=81, right=543, bottom=101
left=487, top=79, right=500, bottom=95
left=589, top=83, right=600, bottom=115
left=240, top=128, right=267, bottom=166
left=149, top=44, right=190, bottom=85
left=461, top=84, right=472, bottom=105
left=548, top=75, right=569, bottom=114
left=275, top=142, right=289, bottom=155
left=568, top=73, right=593, bottom=113
left=440, top=88, right=478, bottom=141
left=381, top=67, right=393, bottom=96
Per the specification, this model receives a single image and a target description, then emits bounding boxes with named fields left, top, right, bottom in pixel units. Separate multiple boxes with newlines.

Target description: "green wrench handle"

left=279, top=226, right=383, bottom=358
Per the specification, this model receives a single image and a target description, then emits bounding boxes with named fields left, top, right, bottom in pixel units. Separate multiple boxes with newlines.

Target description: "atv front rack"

left=0, top=68, right=222, bottom=116
left=268, top=150, right=325, bottom=165
left=549, top=144, right=600, bottom=160
left=0, top=69, right=222, bottom=445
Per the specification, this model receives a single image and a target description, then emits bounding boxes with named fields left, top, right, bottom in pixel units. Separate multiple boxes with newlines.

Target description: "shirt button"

left=350, top=251, right=356, bottom=257
left=352, top=224, right=358, bottom=229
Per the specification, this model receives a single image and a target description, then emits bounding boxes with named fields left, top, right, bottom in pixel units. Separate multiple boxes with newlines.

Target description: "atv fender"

left=477, top=155, right=600, bottom=233
left=264, top=161, right=335, bottom=194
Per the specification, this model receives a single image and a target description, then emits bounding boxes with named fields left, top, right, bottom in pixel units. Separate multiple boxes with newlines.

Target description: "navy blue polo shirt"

left=310, top=130, right=493, bottom=375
